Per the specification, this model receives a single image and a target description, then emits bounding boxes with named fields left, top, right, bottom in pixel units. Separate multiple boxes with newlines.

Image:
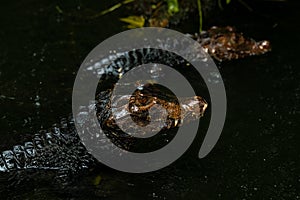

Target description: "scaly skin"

left=0, top=48, right=208, bottom=175
left=0, top=117, right=95, bottom=173
left=0, top=27, right=270, bottom=176
left=193, top=26, right=271, bottom=61
left=0, top=90, right=207, bottom=173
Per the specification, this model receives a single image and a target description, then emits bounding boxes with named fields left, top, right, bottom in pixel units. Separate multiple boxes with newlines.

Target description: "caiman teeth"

left=202, top=103, right=208, bottom=113
left=174, top=119, right=179, bottom=127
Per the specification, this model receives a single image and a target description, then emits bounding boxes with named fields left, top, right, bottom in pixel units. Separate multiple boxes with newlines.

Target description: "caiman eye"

left=259, top=40, right=271, bottom=50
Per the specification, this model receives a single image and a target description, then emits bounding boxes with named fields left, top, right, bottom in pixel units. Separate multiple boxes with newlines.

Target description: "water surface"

left=0, top=0, right=299, bottom=199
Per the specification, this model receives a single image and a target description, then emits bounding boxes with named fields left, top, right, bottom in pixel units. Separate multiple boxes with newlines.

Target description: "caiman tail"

left=0, top=117, right=95, bottom=173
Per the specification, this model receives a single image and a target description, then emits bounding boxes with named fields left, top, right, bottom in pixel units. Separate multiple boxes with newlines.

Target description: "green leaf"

left=93, top=175, right=102, bottom=186
left=120, top=16, right=145, bottom=28
left=55, top=5, right=63, bottom=14
left=96, top=0, right=135, bottom=17
left=167, top=0, right=179, bottom=15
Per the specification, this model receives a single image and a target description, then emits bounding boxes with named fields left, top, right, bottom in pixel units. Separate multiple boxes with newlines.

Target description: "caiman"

left=0, top=27, right=270, bottom=184
left=191, top=26, right=271, bottom=61
left=0, top=48, right=208, bottom=185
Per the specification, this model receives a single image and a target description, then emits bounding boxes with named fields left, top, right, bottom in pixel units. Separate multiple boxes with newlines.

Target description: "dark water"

left=0, top=0, right=299, bottom=199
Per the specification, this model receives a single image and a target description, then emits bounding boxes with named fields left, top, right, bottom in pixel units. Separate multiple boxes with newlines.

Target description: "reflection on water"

left=0, top=0, right=299, bottom=199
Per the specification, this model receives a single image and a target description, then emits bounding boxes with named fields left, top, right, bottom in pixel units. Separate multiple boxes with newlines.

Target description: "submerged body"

left=0, top=88, right=207, bottom=173
left=0, top=27, right=270, bottom=177
left=0, top=48, right=208, bottom=175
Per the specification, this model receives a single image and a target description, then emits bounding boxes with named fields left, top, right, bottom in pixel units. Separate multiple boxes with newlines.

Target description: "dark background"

left=0, top=0, right=299, bottom=199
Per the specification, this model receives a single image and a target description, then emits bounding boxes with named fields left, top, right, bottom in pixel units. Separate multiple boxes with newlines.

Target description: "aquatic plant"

left=96, top=0, right=253, bottom=31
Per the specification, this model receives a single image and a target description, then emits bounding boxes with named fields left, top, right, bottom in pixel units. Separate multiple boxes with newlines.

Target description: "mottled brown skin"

left=194, top=26, right=271, bottom=61
left=103, top=84, right=208, bottom=136
left=128, top=89, right=207, bottom=125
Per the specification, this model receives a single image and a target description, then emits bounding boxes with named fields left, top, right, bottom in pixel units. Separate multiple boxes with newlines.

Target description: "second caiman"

left=0, top=27, right=271, bottom=185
